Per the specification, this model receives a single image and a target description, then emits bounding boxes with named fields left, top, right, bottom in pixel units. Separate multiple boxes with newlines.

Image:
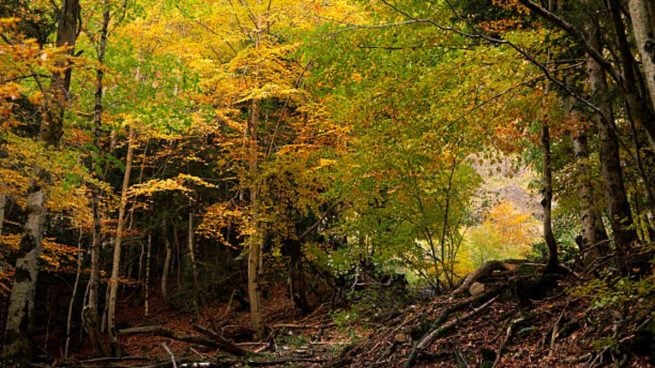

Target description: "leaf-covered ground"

left=57, top=272, right=654, bottom=368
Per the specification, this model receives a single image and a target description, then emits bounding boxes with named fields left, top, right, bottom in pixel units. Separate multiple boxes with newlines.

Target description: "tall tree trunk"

left=573, top=130, right=609, bottom=264
left=162, top=224, right=172, bottom=302
left=2, top=180, right=46, bottom=361
left=627, top=0, right=655, bottom=112
left=541, top=124, right=559, bottom=272
left=586, top=24, right=638, bottom=260
left=145, top=233, right=151, bottom=317
left=287, top=239, right=310, bottom=314
left=607, top=0, right=655, bottom=149
left=187, top=207, right=200, bottom=317
left=247, top=95, right=264, bottom=340
left=40, top=0, right=79, bottom=146
left=107, top=126, right=135, bottom=357
left=64, top=231, right=83, bottom=359
left=85, top=0, right=110, bottom=355
left=3, top=1, right=79, bottom=361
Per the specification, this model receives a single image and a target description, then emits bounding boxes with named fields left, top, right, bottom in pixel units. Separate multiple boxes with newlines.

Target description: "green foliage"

left=574, top=274, right=655, bottom=312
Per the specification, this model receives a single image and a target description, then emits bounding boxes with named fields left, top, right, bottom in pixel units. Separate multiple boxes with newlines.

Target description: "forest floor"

left=56, top=271, right=654, bottom=368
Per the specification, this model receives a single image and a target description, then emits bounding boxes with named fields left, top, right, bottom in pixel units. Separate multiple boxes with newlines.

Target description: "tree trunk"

left=541, top=124, right=559, bottom=272
left=572, top=130, right=609, bottom=263
left=287, top=239, right=310, bottom=314
left=2, top=181, right=46, bottom=360
left=107, top=126, right=135, bottom=357
left=586, top=23, right=638, bottom=259
left=3, top=1, right=80, bottom=360
left=247, top=95, right=265, bottom=340
left=64, top=231, right=83, bottom=359
left=0, top=193, right=5, bottom=236
left=84, top=0, right=110, bottom=355
left=162, top=225, right=172, bottom=302
left=607, top=0, right=655, bottom=149
left=40, top=0, right=79, bottom=146
left=145, top=233, right=151, bottom=317
left=627, top=0, right=655, bottom=113
left=187, top=208, right=200, bottom=316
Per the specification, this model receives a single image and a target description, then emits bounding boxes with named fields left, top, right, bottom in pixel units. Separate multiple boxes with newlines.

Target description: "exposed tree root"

left=492, top=316, right=524, bottom=367
left=405, top=290, right=501, bottom=367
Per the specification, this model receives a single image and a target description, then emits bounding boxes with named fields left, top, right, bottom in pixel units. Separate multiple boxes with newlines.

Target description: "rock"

left=469, top=282, right=485, bottom=296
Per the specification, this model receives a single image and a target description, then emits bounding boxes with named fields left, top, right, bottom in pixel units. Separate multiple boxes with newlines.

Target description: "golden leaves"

left=197, top=201, right=247, bottom=247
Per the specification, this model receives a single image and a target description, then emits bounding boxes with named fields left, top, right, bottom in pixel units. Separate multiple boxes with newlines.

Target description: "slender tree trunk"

left=107, top=126, right=135, bottom=357
left=586, top=24, right=638, bottom=258
left=0, top=193, right=5, bottom=236
left=573, top=130, right=609, bottom=264
left=85, top=0, right=110, bottom=355
left=64, top=231, right=83, bottom=359
left=173, top=222, right=181, bottom=287
left=541, top=124, right=559, bottom=271
left=627, top=0, right=655, bottom=112
left=162, top=225, right=172, bottom=302
left=247, top=95, right=265, bottom=340
left=187, top=207, right=200, bottom=316
left=439, top=155, right=458, bottom=288
left=145, top=233, right=151, bottom=317
left=2, top=180, right=46, bottom=361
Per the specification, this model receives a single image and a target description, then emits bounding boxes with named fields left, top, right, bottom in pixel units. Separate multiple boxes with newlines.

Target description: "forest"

left=1, top=0, right=655, bottom=367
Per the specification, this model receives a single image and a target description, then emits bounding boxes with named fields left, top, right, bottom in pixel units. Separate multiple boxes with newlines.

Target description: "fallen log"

left=453, top=260, right=518, bottom=296
left=118, top=325, right=250, bottom=356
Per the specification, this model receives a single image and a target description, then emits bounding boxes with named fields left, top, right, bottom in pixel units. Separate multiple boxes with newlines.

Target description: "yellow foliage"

left=464, top=200, right=540, bottom=267
left=197, top=202, right=248, bottom=247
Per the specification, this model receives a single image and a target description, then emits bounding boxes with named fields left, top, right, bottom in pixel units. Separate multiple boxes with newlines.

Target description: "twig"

left=271, top=323, right=335, bottom=329
left=246, top=357, right=328, bottom=366
left=160, top=342, right=177, bottom=368
left=79, top=355, right=153, bottom=363
left=549, top=304, right=568, bottom=355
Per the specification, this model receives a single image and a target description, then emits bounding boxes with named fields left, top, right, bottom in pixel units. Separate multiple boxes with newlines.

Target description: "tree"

left=2, top=0, right=80, bottom=360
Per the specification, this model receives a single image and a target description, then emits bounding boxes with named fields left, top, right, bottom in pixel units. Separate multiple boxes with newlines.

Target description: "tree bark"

left=40, top=0, right=79, bottom=146
left=586, top=22, right=638, bottom=258
left=287, top=239, right=310, bottom=314
left=145, top=233, right=151, bottom=317
left=0, top=193, right=6, bottom=236
left=64, top=231, right=83, bottom=358
left=162, top=224, right=172, bottom=302
left=607, top=0, right=655, bottom=149
left=187, top=207, right=199, bottom=316
left=85, top=0, right=110, bottom=355
left=107, top=126, right=135, bottom=356
left=3, top=1, right=80, bottom=361
left=2, top=181, right=46, bottom=360
left=248, top=96, right=264, bottom=340
left=627, top=0, right=655, bottom=113
left=572, top=130, right=608, bottom=263
left=541, top=124, right=559, bottom=271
